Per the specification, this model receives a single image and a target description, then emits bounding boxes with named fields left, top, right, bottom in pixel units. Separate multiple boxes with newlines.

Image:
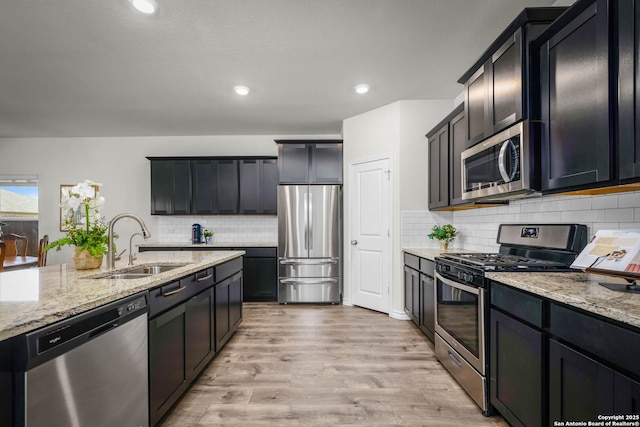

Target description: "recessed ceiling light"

left=234, top=86, right=250, bottom=96
left=354, top=84, right=370, bottom=94
left=130, top=0, right=158, bottom=15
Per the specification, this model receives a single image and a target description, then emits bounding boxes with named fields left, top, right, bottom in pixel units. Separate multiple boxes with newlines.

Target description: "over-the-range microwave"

left=461, top=120, right=538, bottom=201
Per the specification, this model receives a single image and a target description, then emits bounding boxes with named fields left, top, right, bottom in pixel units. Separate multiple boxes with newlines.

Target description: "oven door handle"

left=435, top=272, right=480, bottom=295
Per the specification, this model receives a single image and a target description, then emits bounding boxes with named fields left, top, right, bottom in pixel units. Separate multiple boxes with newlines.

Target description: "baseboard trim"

left=390, top=310, right=410, bottom=320
left=342, top=298, right=353, bottom=306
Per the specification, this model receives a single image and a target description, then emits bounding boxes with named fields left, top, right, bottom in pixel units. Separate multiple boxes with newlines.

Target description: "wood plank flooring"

left=161, top=303, right=509, bottom=426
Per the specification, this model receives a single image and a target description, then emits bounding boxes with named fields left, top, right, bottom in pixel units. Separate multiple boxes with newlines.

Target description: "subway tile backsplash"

left=157, top=216, right=277, bottom=244
left=402, top=191, right=640, bottom=252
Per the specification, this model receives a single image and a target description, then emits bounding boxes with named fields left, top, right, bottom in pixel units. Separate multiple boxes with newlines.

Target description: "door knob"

left=350, top=240, right=358, bottom=245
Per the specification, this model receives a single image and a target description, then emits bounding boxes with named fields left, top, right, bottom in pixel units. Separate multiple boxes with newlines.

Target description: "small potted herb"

left=203, top=229, right=214, bottom=244
left=428, top=224, right=459, bottom=252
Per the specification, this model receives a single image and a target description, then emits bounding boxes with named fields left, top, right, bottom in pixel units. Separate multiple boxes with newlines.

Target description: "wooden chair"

left=0, top=233, right=38, bottom=271
left=1, top=233, right=28, bottom=257
left=37, top=235, right=49, bottom=267
left=0, top=242, right=5, bottom=272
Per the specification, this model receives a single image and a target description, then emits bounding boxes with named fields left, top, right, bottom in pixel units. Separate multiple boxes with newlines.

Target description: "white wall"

left=342, top=99, right=454, bottom=318
left=0, top=134, right=338, bottom=264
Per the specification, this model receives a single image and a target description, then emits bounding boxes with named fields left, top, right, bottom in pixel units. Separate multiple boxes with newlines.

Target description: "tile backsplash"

left=157, top=216, right=277, bottom=244
left=402, top=191, right=640, bottom=252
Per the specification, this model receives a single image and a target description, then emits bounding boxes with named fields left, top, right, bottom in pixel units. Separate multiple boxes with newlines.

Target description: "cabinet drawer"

left=419, top=258, right=434, bottom=277
left=216, top=257, right=243, bottom=281
left=240, top=247, right=277, bottom=257
left=149, top=280, right=191, bottom=318
left=404, top=253, right=419, bottom=270
left=491, top=282, right=543, bottom=328
left=550, top=303, right=640, bottom=378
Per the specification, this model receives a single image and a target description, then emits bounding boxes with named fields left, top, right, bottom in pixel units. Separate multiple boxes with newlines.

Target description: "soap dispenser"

left=192, top=224, right=202, bottom=244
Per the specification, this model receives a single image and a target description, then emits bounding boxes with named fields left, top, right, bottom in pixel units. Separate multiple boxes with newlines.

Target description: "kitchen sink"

left=85, top=263, right=188, bottom=280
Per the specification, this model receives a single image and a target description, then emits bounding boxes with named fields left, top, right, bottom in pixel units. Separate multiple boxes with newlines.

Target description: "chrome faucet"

left=107, top=213, right=151, bottom=269
left=128, top=233, right=143, bottom=266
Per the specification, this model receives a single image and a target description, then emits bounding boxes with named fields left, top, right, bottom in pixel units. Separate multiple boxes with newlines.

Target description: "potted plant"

left=46, top=180, right=110, bottom=269
left=203, top=229, right=214, bottom=244
left=428, top=224, right=459, bottom=252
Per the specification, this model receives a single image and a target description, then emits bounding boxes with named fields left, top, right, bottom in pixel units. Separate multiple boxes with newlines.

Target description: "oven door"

left=461, top=120, right=528, bottom=200
left=434, top=272, right=485, bottom=375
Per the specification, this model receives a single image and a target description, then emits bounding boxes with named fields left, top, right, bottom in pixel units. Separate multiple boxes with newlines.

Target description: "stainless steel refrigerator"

left=277, top=185, right=342, bottom=303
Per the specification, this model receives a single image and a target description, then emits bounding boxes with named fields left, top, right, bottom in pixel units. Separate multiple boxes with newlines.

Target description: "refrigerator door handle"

left=304, top=192, right=309, bottom=250
left=281, top=278, right=338, bottom=284
left=280, top=259, right=339, bottom=265
left=308, top=192, right=313, bottom=250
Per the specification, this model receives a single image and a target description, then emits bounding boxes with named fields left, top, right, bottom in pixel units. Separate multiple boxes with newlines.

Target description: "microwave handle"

left=498, top=139, right=518, bottom=183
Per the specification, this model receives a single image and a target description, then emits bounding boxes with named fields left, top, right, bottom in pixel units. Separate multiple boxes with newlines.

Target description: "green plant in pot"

left=203, top=229, right=214, bottom=244
left=46, top=180, right=111, bottom=270
left=428, top=224, right=459, bottom=252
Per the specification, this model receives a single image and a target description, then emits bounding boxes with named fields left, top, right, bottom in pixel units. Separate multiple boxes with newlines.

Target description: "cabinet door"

left=549, top=339, right=614, bottom=422
left=403, top=266, right=419, bottom=324
left=490, top=28, right=522, bottom=133
left=278, top=144, right=310, bottom=183
left=185, top=288, right=214, bottom=382
left=243, top=256, right=277, bottom=302
left=310, top=143, right=343, bottom=183
left=618, top=1, right=640, bottom=181
left=229, top=271, right=243, bottom=330
left=260, top=159, right=278, bottom=214
left=151, top=160, right=191, bottom=215
left=215, top=277, right=231, bottom=350
left=149, top=304, right=188, bottom=426
left=449, top=109, right=466, bottom=207
left=614, top=372, right=640, bottom=414
left=428, top=124, right=449, bottom=209
left=239, top=159, right=261, bottom=214
left=540, top=0, right=611, bottom=191
left=465, top=64, right=489, bottom=147
left=192, top=160, right=239, bottom=214
left=419, top=273, right=434, bottom=342
left=490, top=308, right=543, bottom=427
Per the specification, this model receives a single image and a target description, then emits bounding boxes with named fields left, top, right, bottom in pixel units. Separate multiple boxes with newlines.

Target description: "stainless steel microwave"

left=461, top=120, right=536, bottom=201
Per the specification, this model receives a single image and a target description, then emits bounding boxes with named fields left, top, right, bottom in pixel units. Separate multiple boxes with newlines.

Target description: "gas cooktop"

left=438, top=252, right=574, bottom=271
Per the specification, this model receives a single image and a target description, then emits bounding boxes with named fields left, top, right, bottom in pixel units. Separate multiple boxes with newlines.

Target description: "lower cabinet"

left=404, top=253, right=435, bottom=343
left=149, top=260, right=243, bottom=426
left=490, top=308, right=543, bottom=427
left=403, top=265, right=419, bottom=324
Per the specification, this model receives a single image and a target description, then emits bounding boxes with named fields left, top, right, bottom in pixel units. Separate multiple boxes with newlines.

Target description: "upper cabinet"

left=458, top=8, right=567, bottom=148
left=276, top=140, right=343, bottom=184
left=536, top=0, right=612, bottom=192
left=148, top=157, right=278, bottom=215
left=531, top=0, right=640, bottom=194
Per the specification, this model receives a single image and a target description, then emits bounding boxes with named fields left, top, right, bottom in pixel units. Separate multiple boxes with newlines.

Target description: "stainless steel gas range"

left=433, top=224, right=588, bottom=415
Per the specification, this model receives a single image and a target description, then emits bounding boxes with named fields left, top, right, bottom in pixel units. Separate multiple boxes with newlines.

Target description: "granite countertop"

left=139, top=242, right=277, bottom=248
left=486, top=271, right=640, bottom=330
left=0, top=250, right=244, bottom=341
left=403, top=247, right=471, bottom=261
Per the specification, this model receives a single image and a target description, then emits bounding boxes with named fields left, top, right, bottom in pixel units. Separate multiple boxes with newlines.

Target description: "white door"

left=349, top=156, right=392, bottom=313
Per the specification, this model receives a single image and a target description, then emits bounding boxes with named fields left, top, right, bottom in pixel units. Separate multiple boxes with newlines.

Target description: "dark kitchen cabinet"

left=192, top=159, right=239, bottom=214
left=549, top=338, right=614, bottom=422
left=276, top=140, right=343, bottom=184
left=150, top=160, right=192, bottom=215
left=239, top=158, right=278, bottom=214
left=614, top=372, right=640, bottom=414
left=185, top=288, right=215, bottom=382
left=428, top=122, right=449, bottom=210
left=215, top=271, right=243, bottom=350
left=490, top=308, right=543, bottom=427
left=617, top=0, right=640, bottom=182
left=243, top=251, right=277, bottom=302
left=149, top=303, right=188, bottom=426
left=537, top=0, right=612, bottom=192
left=418, top=258, right=435, bottom=342
left=449, top=108, right=467, bottom=206
left=458, top=8, right=566, bottom=148
left=403, top=256, right=419, bottom=325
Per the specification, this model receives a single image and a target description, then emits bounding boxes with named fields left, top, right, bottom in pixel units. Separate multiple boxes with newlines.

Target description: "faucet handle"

left=114, top=249, right=126, bottom=261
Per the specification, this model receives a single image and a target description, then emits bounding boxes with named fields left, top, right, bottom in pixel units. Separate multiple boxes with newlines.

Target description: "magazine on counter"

left=570, top=229, right=640, bottom=277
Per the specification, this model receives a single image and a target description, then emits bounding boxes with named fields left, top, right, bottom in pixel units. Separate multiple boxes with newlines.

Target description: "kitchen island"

left=0, top=250, right=244, bottom=427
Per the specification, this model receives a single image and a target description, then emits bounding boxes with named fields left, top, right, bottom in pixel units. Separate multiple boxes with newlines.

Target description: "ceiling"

left=0, top=0, right=559, bottom=138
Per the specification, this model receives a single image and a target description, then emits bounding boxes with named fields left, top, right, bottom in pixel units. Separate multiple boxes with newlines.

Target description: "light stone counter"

left=403, top=247, right=472, bottom=261
left=0, top=250, right=244, bottom=341
left=140, top=242, right=277, bottom=248
left=486, top=271, right=640, bottom=330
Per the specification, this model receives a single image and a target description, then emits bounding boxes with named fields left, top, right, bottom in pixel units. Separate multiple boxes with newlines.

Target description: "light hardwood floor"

left=161, top=303, right=509, bottom=426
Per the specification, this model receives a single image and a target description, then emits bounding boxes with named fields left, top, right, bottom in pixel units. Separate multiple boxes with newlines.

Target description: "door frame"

left=345, top=153, right=393, bottom=314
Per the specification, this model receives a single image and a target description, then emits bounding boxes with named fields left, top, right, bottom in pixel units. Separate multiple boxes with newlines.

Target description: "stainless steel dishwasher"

left=14, top=293, right=149, bottom=427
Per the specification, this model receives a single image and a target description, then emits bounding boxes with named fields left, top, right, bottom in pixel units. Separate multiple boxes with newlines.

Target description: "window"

left=0, top=175, right=39, bottom=256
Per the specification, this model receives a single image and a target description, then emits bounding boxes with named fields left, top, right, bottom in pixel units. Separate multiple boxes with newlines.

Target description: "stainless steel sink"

left=86, top=263, right=188, bottom=280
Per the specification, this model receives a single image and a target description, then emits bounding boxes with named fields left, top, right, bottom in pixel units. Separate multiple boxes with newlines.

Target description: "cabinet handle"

left=163, top=285, right=187, bottom=297
left=197, top=274, right=213, bottom=282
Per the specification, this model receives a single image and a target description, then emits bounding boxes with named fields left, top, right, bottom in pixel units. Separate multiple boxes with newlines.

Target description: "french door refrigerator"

left=278, top=185, right=342, bottom=303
